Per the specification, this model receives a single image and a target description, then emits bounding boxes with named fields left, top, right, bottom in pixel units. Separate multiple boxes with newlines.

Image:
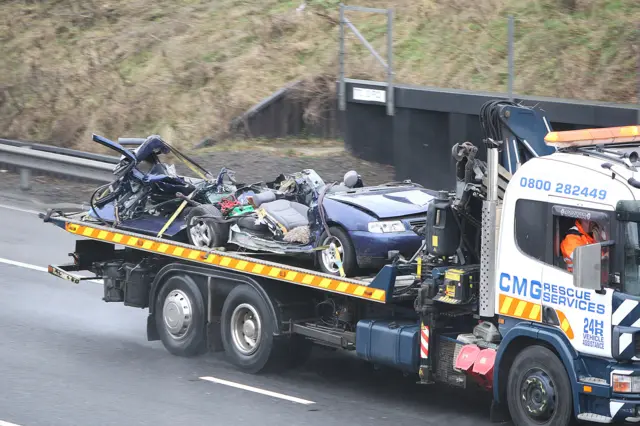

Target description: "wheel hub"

left=520, top=369, right=556, bottom=421
left=230, top=303, right=262, bottom=355
left=242, top=320, right=257, bottom=339
left=321, top=237, right=343, bottom=273
left=190, top=219, right=211, bottom=247
left=163, top=289, right=193, bottom=340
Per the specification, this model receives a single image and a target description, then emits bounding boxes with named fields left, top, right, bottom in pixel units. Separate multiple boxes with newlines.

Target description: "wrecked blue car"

left=214, top=171, right=435, bottom=277
left=311, top=184, right=435, bottom=275
left=85, top=133, right=435, bottom=277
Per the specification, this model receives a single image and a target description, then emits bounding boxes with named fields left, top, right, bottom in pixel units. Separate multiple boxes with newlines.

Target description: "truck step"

left=292, top=323, right=356, bottom=350
left=576, top=413, right=613, bottom=423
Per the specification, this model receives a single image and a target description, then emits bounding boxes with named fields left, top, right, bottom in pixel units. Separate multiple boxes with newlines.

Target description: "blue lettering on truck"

left=583, top=318, right=605, bottom=349
left=499, top=272, right=605, bottom=315
left=518, top=177, right=607, bottom=200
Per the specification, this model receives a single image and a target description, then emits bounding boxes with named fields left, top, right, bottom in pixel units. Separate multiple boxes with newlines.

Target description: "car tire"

left=186, top=204, right=229, bottom=248
left=506, top=345, right=574, bottom=426
left=316, top=226, right=358, bottom=277
left=155, top=274, right=208, bottom=357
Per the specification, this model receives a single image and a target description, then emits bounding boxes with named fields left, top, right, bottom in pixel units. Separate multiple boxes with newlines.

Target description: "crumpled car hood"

left=327, top=187, right=436, bottom=219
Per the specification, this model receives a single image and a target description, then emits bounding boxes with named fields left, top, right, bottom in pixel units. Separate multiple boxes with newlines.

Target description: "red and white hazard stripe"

left=420, top=325, right=429, bottom=359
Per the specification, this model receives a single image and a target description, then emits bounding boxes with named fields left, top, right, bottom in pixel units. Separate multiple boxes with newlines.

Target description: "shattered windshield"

left=623, top=221, right=640, bottom=297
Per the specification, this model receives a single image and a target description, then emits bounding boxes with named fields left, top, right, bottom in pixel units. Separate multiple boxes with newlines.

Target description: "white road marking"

left=199, top=376, right=315, bottom=405
left=0, top=256, right=103, bottom=284
left=0, top=203, right=41, bottom=215
left=0, top=257, right=48, bottom=272
left=0, top=204, right=105, bottom=284
left=0, top=420, right=23, bottom=426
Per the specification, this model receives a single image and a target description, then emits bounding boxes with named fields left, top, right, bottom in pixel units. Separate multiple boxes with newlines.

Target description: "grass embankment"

left=0, top=0, right=638, bottom=151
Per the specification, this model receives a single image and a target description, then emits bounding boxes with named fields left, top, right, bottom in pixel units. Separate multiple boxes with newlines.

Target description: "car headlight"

left=368, top=220, right=406, bottom=233
left=613, top=374, right=640, bottom=393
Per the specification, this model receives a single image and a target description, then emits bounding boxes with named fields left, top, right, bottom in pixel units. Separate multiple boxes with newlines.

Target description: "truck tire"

left=316, top=226, right=358, bottom=277
left=506, top=345, right=573, bottom=426
left=220, top=284, right=287, bottom=373
left=186, top=204, right=229, bottom=249
left=155, top=274, right=207, bottom=357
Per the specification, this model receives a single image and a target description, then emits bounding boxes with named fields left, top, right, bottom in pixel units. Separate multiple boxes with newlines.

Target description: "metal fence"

left=0, top=139, right=117, bottom=190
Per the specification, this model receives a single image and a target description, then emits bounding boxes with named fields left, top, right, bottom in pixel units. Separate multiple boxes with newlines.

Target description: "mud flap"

left=489, top=399, right=510, bottom=423
left=147, top=314, right=160, bottom=342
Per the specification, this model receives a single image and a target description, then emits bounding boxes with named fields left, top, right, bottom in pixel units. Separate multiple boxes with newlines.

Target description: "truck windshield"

left=623, top=221, right=640, bottom=297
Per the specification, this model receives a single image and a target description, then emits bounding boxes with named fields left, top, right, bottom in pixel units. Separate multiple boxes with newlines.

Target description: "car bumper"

left=349, top=230, right=423, bottom=269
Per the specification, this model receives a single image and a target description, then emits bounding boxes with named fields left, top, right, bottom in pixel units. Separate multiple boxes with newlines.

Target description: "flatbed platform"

left=42, top=211, right=419, bottom=304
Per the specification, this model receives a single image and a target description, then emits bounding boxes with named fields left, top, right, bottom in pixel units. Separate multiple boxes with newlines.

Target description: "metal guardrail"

left=0, top=139, right=117, bottom=190
left=0, top=138, right=119, bottom=164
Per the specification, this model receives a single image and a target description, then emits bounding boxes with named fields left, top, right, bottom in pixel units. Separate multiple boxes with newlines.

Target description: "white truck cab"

left=491, top=125, right=640, bottom=421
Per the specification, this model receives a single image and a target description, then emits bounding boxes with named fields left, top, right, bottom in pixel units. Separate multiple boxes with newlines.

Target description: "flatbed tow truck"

left=41, top=103, right=640, bottom=425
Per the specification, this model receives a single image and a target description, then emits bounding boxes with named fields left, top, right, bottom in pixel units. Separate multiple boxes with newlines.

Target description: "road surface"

left=0, top=199, right=497, bottom=426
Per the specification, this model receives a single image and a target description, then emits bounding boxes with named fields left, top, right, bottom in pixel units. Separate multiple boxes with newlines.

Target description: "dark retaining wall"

left=343, top=79, right=638, bottom=190
left=229, top=80, right=343, bottom=140
left=227, top=78, right=638, bottom=190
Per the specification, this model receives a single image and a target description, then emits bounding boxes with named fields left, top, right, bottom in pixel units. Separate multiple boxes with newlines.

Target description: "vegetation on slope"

left=0, top=0, right=638, bottom=150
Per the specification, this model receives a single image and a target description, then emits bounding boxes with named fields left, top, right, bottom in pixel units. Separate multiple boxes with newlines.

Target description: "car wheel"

left=186, top=205, right=229, bottom=248
left=316, top=226, right=358, bottom=277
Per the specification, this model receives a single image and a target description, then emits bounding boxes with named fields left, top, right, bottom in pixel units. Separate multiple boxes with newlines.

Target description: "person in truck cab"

left=561, top=219, right=606, bottom=272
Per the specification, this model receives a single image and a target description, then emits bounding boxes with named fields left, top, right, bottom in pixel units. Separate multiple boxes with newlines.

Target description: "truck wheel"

left=506, top=345, right=573, bottom=426
left=220, top=284, right=286, bottom=373
left=316, top=226, right=358, bottom=277
left=155, top=274, right=207, bottom=357
left=186, top=205, right=229, bottom=249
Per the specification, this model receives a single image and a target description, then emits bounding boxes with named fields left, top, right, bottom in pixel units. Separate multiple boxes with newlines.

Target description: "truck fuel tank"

left=355, top=319, right=419, bottom=373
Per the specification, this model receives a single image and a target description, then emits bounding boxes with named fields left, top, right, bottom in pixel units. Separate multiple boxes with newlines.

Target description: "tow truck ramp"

left=42, top=212, right=420, bottom=304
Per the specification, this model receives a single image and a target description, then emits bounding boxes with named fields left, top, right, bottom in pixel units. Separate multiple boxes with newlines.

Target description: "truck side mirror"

left=572, top=242, right=603, bottom=291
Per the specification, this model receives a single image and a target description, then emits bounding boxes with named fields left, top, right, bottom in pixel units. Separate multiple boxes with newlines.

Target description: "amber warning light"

left=544, top=125, right=640, bottom=149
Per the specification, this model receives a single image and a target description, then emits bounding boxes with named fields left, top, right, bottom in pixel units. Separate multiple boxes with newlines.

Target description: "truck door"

left=540, top=201, right=613, bottom=358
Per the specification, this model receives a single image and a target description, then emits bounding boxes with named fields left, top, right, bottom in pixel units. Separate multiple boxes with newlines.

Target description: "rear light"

left=612, top=374, right=640, bottom=393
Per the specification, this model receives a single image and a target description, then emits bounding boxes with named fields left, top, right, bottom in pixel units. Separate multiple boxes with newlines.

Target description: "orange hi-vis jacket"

left=560, top=221, right=595, bottom=272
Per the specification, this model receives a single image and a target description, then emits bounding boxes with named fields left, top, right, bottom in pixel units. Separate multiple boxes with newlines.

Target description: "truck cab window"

left=552, top=207, right=613, bottom=287
left=514, top=199, right=547, bottom=262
